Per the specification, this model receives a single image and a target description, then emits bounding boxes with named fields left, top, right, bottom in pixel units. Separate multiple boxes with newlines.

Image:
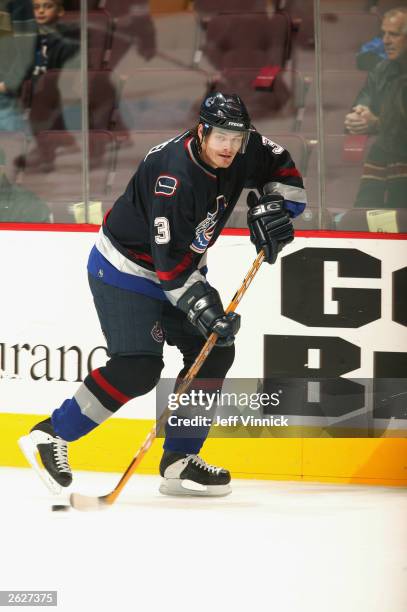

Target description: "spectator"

left=30, top=0, right=79, bottom=87
left=345, top=8, right=407, bottom=209
left=0, top=0, right=37, bottom=131
left=354, top=73, right=407, bottom=208
left=344, top=7, right=407, bottom=135
left=15, top=0, right=80, bottom=170
left=0, top=146, right=51, bottom=221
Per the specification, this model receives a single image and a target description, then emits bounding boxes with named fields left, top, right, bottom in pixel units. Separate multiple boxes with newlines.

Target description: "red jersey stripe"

left=156, top=252, right=193, bottom=281
left=275, top=167, right=301, bottom=178
left=91, top=369, right=130, bottom=404
left=128, top=249, right=154, bottom=264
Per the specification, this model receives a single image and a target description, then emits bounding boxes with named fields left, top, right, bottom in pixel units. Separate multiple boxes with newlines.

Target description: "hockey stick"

left=70, top=250, right=265, bottom=511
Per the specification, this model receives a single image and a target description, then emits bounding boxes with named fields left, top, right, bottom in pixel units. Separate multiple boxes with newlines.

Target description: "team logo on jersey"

left=154, top=175, right=179, bottom=197
left=151, top=321, right=164, bottom=343
left=190, top=196, right=227, bottom=254
left=262, top=136, right=284, bottom=154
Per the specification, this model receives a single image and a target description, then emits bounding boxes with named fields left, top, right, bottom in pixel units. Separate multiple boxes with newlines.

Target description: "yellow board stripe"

left=2, top=413, right=407, bottom=486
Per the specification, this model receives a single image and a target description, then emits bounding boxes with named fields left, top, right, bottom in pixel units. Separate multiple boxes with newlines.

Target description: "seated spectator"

left=343, top=7, right=407, bottom=210
left=344, top=7, right=407, bottom=135
left=354, top=72, right=407, bottom=208
left=30, top=0, right=79, bottom=87
left=1, top=0, right=79, bottom=136
left=0, top=146, right=51, bottom=221
left=0, top=0, right=37, bottom=131
left=15, top=0, right=80, bottom=169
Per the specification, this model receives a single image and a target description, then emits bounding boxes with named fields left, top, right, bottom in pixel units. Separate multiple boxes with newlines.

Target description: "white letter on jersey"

left=154, top=175, right=179, bottom=197
left=154, top=217, right=170, bottom=244
left=144, top=132, right=188, bottom=161
left=262, top=136, right=284, bottom=154
left=144, top=140, right=172, bottom=161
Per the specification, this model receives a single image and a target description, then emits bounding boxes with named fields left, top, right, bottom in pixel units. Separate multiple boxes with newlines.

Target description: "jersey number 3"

left=154, top=217, right=170, bottom=244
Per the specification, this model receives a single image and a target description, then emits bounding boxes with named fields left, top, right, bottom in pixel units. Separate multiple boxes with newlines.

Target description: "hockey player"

left=19, top=92, right=307, bottom=497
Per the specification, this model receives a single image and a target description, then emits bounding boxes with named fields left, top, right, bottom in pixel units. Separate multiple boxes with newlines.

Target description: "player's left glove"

left=177, top=281, right=240, bottom=347
left=247, top=191, right=294, bottom=264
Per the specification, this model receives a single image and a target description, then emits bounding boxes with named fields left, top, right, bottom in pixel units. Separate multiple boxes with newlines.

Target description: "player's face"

left=33, top=1, right=63, bottom=26
left=382, top=14, right=407, bottom=60
left=199, top=126, right=244, bottom=169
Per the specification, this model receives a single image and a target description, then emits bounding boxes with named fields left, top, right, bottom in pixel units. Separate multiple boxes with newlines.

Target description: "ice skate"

left=159, top=451, right=231, bottom=497
left=18, top=418, right=72, bottom=494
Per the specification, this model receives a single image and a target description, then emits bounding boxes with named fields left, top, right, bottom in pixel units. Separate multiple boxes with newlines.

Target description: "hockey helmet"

left=199, top=92, right=254, bottom=153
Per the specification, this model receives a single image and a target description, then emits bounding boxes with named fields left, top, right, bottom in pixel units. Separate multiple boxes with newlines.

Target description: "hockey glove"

left=247, top=191, right=294, bottom=264
left=177, top=281, right=240, bottom=347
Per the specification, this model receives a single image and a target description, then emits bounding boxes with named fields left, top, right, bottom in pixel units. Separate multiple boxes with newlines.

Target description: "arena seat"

left=306, top=134, right=374, bottom=210
left=109, top=11, right=196, bottom=70
left=28, top=70, right=124, bottom=132
left=102, top=0, right=150, bottom=17
left=20, top=130, right=116, bottom=222
left=299, top=70, right=368, bottom=133
left=62, top=0, right=101, bottom=9
left=61, top=10, right=113, bottom=70
left=322, top=70, right=368, bottom=134
left=209, top=68, right=310, bottom=132
left=279, top=0, right=374, bottom=12
left=203, top=11, right=293, bottom=71
left=325, top=134, right=372, bottom=208
left=194, top=0, right=267, bottom=14
left=118, top=69, right=210, bottom=131
left=273, top=0, right=315, bottom=48
left=320, top=12, right=381, bottom=70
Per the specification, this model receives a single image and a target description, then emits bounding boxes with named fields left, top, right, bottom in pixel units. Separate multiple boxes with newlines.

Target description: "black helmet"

left=198, top=92, right=254, bottom=153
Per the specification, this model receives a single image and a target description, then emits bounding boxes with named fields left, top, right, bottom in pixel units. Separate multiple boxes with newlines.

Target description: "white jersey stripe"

left=96, top=228, right=160, bottom=283
left=96, top=227, right=208, bottom=305
left=264, top=181, right=308, bottom=204
left=74, top=385, right=113, bottom=425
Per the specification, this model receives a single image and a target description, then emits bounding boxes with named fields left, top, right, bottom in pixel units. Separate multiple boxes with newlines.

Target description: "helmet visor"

left=202, top=124, right=252, bottom=154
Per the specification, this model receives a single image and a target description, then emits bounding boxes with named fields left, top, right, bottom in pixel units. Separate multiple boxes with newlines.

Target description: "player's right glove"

left=247, top=191, right=294, bottom=264
left=177, top=281, right=240, bottom=347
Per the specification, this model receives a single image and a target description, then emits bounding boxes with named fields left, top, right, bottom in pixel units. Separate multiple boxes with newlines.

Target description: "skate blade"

left=159, top=478, right=232, bottom=497
left=18, top=435, right=62, bottom=496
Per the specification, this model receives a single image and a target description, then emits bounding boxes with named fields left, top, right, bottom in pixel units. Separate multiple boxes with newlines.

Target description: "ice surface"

left=1, top=467, right=406, bottom=612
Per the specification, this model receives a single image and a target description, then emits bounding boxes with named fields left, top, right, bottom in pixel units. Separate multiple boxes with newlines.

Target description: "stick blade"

left=69, top=492, right=111, bottom=512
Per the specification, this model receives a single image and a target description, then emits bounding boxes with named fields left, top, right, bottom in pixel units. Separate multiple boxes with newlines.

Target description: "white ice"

left=1, top=467, right=406, bottom=612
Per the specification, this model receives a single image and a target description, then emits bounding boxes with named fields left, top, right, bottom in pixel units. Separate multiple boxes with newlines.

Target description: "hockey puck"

left=51, top=504, right=69, bottom=512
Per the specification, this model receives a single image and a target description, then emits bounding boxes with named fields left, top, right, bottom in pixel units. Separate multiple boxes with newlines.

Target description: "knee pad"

left=101, top=355, right=164, bottom=398
left=202, top=344, right=235, bottom=378
left=181, top=344, right=235, bottom=380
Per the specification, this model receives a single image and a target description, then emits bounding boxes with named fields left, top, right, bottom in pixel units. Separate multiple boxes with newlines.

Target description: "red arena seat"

left=320, top=11, right=381, bottom=70
left=60, top=10, right=113, bottom=70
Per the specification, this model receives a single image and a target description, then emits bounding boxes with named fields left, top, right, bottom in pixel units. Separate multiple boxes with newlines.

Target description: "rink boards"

left=1, top=225, right=407, bottom=485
